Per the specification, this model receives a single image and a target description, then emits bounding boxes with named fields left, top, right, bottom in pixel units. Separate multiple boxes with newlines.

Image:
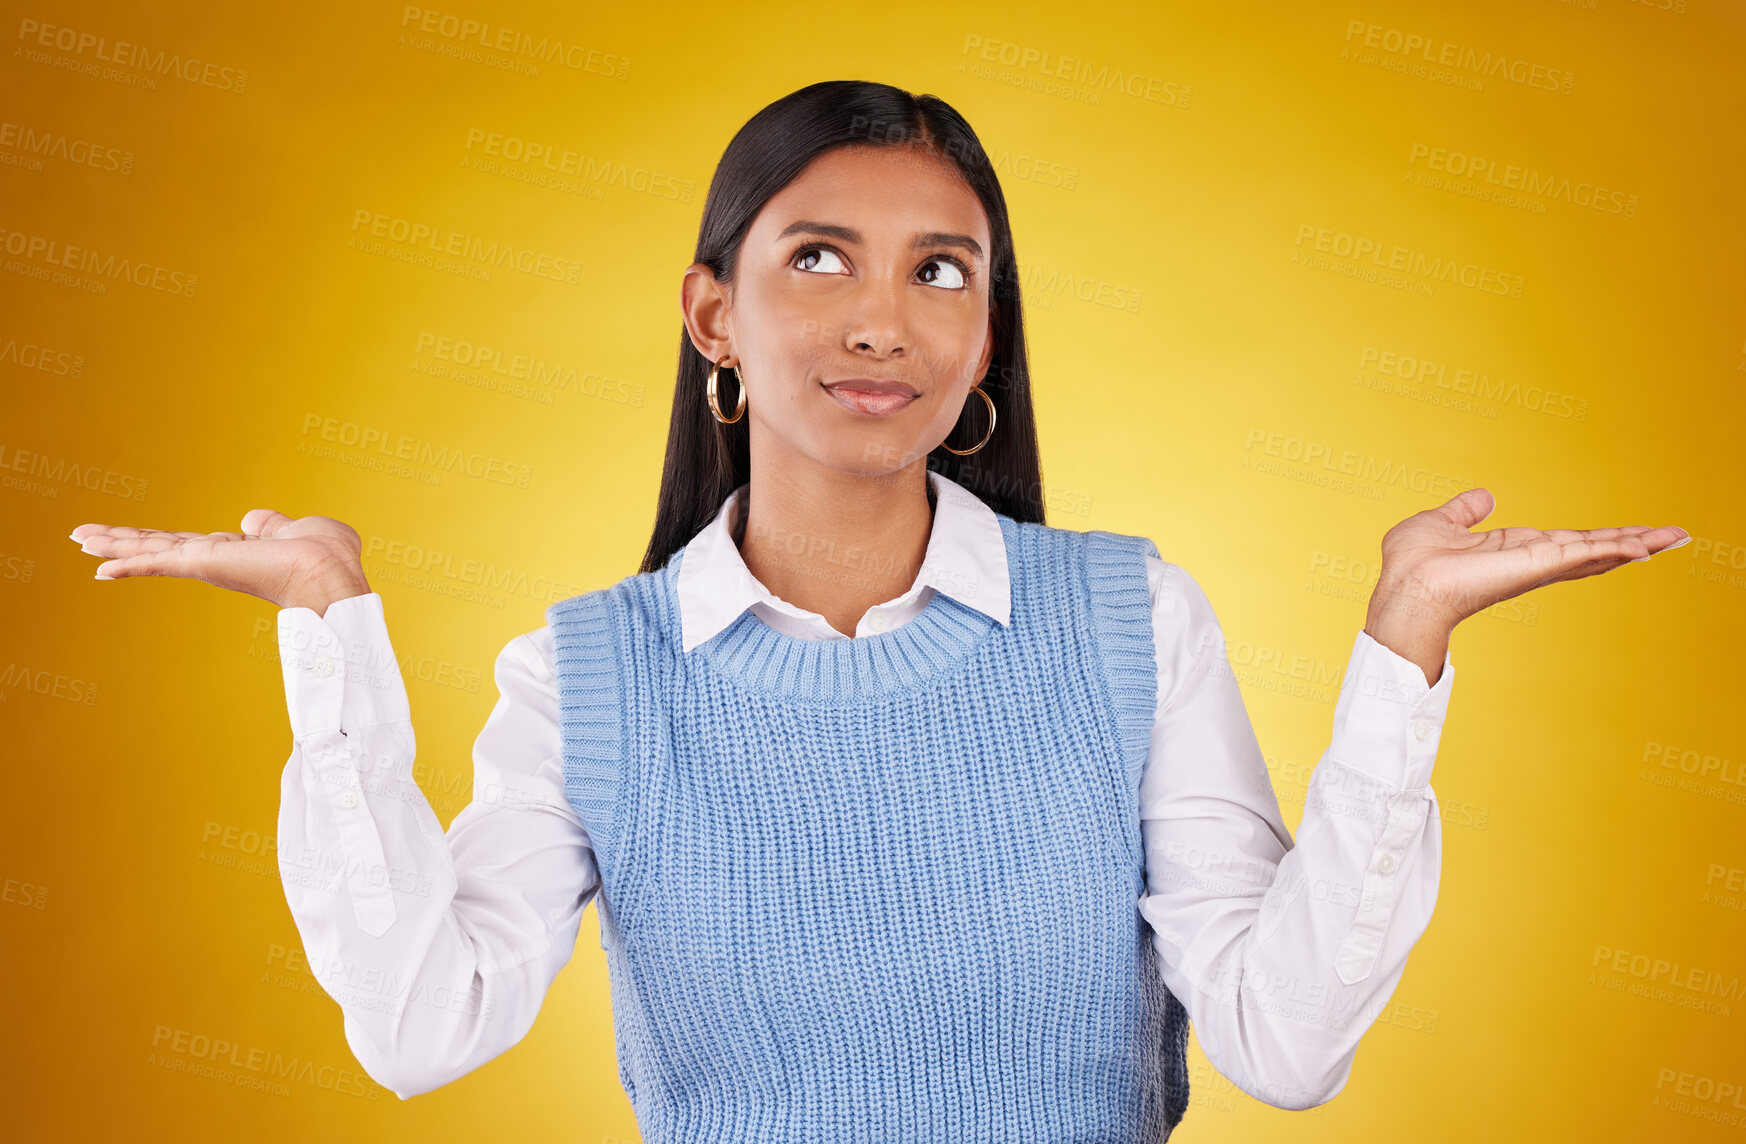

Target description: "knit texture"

left=547, top=513, right=1192, bottom=1142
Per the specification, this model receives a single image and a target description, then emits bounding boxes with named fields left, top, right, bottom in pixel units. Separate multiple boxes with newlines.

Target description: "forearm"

left=1140, top=625, right=1454, bottom=1110
left=274, top=595, right=595, bottom=1098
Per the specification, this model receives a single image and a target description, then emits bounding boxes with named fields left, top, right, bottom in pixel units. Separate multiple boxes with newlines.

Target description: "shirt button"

left=338, top=789, right=359, bottom=809
left=313, top=655, right=335, bottom=678
left=1412, top=717, right=1433, bottom=741
left=1377, top=853, right=1396, bottom=873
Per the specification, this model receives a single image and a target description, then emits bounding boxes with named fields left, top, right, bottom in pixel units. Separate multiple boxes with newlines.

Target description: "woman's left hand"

left=1362, top=487, right=1689, bottom=684
left=1371, top=487, right=1688, bottom=628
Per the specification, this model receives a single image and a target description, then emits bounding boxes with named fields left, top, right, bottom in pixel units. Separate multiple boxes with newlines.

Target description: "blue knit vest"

left=547, top=513, right=1191, bottom=1142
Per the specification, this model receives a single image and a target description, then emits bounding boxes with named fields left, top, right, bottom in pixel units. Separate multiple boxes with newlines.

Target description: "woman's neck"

left=734, top=465, right=937, bottom=638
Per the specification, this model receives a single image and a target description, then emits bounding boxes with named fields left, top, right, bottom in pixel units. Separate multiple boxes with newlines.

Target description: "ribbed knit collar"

left=677, top=514, right=1013, bottom=704
left=675, top=469, right=1012, bottom=653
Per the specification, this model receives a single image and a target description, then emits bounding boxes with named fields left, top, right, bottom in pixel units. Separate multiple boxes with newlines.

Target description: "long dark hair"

left=638, top=79, right=1044, bottom=574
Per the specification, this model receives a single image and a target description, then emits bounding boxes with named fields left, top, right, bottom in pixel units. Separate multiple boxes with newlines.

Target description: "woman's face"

left=691, top=143, right=996, bottom=479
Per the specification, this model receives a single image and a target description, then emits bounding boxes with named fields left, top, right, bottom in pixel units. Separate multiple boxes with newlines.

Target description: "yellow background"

left=4, top=0, right=1743, bottom=1139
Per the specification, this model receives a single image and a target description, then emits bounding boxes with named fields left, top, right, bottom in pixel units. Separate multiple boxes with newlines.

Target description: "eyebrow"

left=775, top=219, right=985, bottom=262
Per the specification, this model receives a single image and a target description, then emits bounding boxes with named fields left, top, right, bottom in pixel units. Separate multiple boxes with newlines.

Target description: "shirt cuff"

left=1325, top=628, right=1456, bottom=792
left=277, top=592, right=409, bottom=740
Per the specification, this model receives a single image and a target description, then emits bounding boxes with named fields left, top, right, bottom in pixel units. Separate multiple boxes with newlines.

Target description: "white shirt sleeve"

left=1137, top=557, right=1455, bottom=1111
left=274, top=592, right=599, bottom=1099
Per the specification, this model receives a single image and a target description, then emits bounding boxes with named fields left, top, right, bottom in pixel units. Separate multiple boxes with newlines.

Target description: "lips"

left=823, top=379, right=919, bottom=397
left=822, top=378, right=920, bottom=417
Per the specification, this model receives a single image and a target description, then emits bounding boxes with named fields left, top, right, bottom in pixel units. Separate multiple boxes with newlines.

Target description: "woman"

left=69, top=80, right=1688, bottom=1140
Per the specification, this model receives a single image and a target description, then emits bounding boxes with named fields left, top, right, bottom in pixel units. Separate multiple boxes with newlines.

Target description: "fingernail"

left=1665, top=536, right=1692, bottom=551
left=1629, top=555, right=1652, bottom=563
left=68, top=531, right=81, bottom=542
left=94, top=572, right=114, bottom=580
left=79, top=540, right=101, bottom=554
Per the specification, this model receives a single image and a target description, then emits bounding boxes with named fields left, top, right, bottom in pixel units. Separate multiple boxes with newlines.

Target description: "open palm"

left=1374, top=488, right=1690, bottom=630
left=68, top=509, right=369, bottom=611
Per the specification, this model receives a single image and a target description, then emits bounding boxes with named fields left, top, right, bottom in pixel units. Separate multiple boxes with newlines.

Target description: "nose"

left=841, top=274, right=910, bottom=360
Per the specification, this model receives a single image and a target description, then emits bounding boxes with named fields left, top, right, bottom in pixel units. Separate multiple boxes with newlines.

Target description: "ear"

left=680, top=262, right=735, bottom=366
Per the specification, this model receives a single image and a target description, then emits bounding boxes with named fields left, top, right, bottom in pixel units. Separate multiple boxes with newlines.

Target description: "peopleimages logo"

left=461, top=129, right=693, bottom=201
left=958, top=33, right=1191, bottom=107
left=297, top=413, right=535, bottom=489
left=398, top=7, right=630, bottom=79
left=1407, top=143, right=1638, bottom=217
left=348, top=209, right=582, bottom=285
left=15, top=18, right=250, bottom=92
left=0, top=120, right=134, bottom=174
left=1294, top=224, right=1525, bottom=299
left=0, top=226, right=198, bottom=297
left=1357, top=346, right=1590, bottom=422
left=148, top=1025, right=379, bottom=1099
left=0, top=442, right=149, bottom=500
left=0, top=331, right=85, bottom=378
left=1342, top=19, right=1574, bottom=94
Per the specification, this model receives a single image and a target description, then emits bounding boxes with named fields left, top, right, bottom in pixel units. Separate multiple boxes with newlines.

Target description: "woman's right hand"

left=68, top=510, right=372, bottom=615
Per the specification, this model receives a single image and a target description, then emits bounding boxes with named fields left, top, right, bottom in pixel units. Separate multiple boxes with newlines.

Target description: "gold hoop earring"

left=941, top=384, right=996, bottom=456
left=707, top=358, right=747, bottom=424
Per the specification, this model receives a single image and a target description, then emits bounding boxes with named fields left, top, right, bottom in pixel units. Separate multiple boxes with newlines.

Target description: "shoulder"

left=996, top=515, right=1194, bottom=616
left=996, top=514, right=1161, bottom=567
left=546, top=553, right=675, bottom=622
left=1141, top=556, right=1218, bottom=621
left=1137, top=557, right=1228, bottom=693
left=543, top=554, right=684, bottom=664
left=501, top=627, right=555, bottom=684
left=996, top=516, right=1212, bottom=596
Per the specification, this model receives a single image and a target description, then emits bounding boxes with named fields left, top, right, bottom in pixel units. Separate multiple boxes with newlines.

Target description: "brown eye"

left=919, top=257, right=969, bottom=290
left=793, top=246, right=848, bottom=274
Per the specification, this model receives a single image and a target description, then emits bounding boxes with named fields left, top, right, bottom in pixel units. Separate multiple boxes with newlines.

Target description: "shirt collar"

left=676, top=469, right=1011, bottom=652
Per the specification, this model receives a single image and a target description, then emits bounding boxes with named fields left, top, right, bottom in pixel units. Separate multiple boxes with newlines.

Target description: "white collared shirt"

left=275, top=469, right=1456, bottom=1107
